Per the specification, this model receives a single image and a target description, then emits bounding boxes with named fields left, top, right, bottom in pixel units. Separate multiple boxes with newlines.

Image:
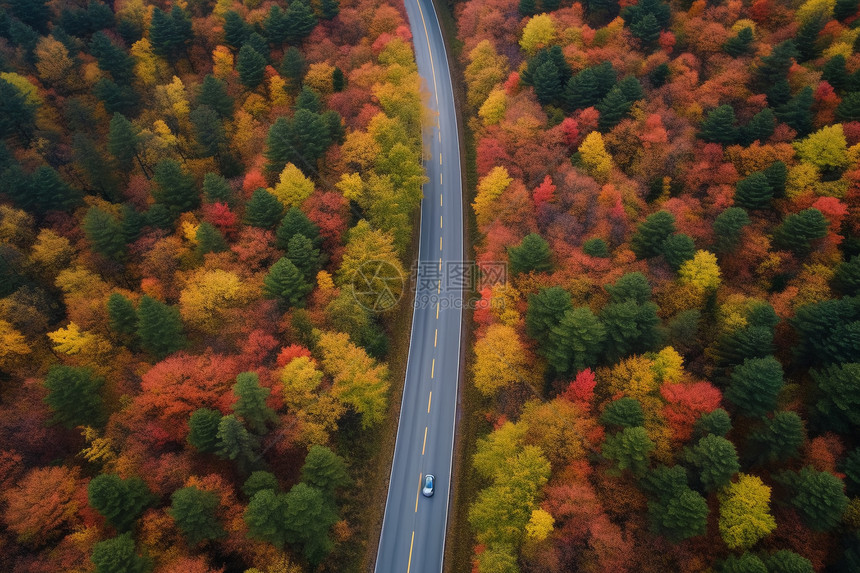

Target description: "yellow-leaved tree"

left=464, top=40, right=509, bottom=108
left=0, top=319, right=30, bottom=369
left=212, top=46, right=234, bottom=79
left=525, top=508, right=555, bottom=542
left=179, top=269, right=255, bottom=333
left=479, top=89, right=507, bottom=125
left=48, top=322, right=112, bottom=357
left=472, top=323, right=529, bottom=396
left=473, top=166, right=513, bottom=227
left=316, top=331, right=389, bottom=429
left=280, top=355, right=344, bottom=445
left=579, top=131, right=613, bottom=181
left=718, top=473, right=777, bottom=550
left=679, top=250, right=722, bottom=291
left=130, top=38, right=160, bottom=87
left=793, top=124, right=850, bottom=173
left=519, top=14, right=556, bottom=56
left=272, top=163, right=315, bottom=208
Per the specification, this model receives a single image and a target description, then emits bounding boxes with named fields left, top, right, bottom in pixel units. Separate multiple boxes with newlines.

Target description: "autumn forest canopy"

left=458, top=0, right=860, bottom=569
left=3, top=0, right=860, bottom=569
left=0, top=0, right=425, bottom=569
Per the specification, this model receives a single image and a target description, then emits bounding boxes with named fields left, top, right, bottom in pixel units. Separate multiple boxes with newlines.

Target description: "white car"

left=422, top=474, right=435, bottom=497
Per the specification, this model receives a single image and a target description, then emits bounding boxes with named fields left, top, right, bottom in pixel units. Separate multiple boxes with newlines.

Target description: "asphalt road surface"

left=374, top=0, right=464, bottom=571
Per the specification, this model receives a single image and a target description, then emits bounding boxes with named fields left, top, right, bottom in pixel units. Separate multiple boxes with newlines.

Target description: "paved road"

left=374, top=0, right=463, bottom=571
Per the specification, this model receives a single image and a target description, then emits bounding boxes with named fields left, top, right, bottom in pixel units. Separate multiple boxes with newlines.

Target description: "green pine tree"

left=216, top=414, right=259, bottom=471
left=283, top=482, right=338, bottom=566
left=508, top=233, right=552, bottom=275
left=545, top=306, right=606, bottom=374
left=169, top=486, right=226, bottom=545
left=812, top=362, right=860, bottom=431
left=712, top=207, right=750, bottom=253
left=833, top=255, right=860, bottom=296
left=287, top=233, right=322, bottom=279
left=244, top=188, right=284, bottom=228
left=90, top=32, right=135, bottom=85
left=244, top=488, right=289, bottom=548
left=631, top=210, right=676, bottom=259
left=683, top=434, right=739, bottom=491
left=605, top=272, right=652, bottom=304
left=526, top=286, right=573, bottom=345
left=597, top=85, right=632, bottom=131
left=739, top=108, right=775, bottom=145
left=775, top=467, right=849, bottom=531
left=237, top=45, right=267, bottom=89
left=203, top=172, right=233, bottom=204
left=108, top=112, right=142, bottom=173
left=91, top=533, right=150, bottom=573
left=136, top=295, right=186, bottom=359
left=629, top=12, right=661, bottom=48
left=725, top=356, right=784, bottom=417
left=745, top=411, right=805, bottom=466
left=276, top=206, right=322, bottom=250
left=661, top=233, right=696, bottom=271
left=223, top=10, right=250, bottom=49
left=43, top=365, right=105, bottom=428
left=243, top=471, right=280, bottom=498
left=795, top=14, right=825, bottom=62
left=583, top=237, right=610, bottom=257
left=107, top=293, right=138, bottom=338
left=765, top=551, right=814, bottom=573
left=698, top=104, right=739, bottom=144
left=734, top=171, right=774, bottom=210
left=301, top=445, right=351, bottom=493
left=284, top=0, right=318, bottom=44
left=600, top=397, right=644, bottom=428
left=280, top=47, right=307, bottom=88
left=188, top=408, right=223, bottom=454
left=83, top=206, right=126, bottom=261
left=318, top=0, right=340, bottom=19
left=195, top=221, right=228, bottom=255
left=776, top=86, right=814, bottom=136
left=232, top=372, right=277, bottom=435
left=88, top=474, right=154, bottom=531
left=532, top=59, right=562, bottom=105
left=198, top=74, right=234, bottom=118
left=772, top=208, right=829, bottom=256
left=599, top=299, right=661, bottom=362
left=153, top=159, right=199, bottom=215
left=723, top=27, right=753, bottom=57
left=823, top=55, right=848, bottom=92
left=837, top=91, right=860, bottom=121
left=694, top=408, right=732, bottom=437
left=263, top=257, right=313, bottom=307
left=603, top=426, right=654, bottom=477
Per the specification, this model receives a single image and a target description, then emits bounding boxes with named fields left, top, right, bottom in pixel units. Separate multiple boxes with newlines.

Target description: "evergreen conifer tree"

left=136, top=295, right=186, bottom=359
left=244, top=188, right=284, bottom=228
left=263, top=257, right=313, bottom=307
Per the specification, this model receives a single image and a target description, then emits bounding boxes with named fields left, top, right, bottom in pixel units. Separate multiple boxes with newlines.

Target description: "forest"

left=454, top=0, right=860, bottom=570
left=0, top=0, right=426, bottom=570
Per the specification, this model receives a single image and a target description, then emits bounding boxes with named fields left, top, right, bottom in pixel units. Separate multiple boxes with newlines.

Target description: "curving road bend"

left=374, top=0, right=464, bottom=571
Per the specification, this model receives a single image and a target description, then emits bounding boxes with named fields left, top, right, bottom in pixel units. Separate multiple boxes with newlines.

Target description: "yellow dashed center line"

left=428, top=392, right=432, bottom=412
left=422, top=426, right=428, bottom=454
left=431, top=358, right=435, bottom=378
left=434, top=328, right=438, bottom=347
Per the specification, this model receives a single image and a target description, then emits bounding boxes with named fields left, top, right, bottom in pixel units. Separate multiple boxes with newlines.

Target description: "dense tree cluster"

left=457, top=0, right=860, bottom=570
left=0, top=0, right=423, bottom=570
